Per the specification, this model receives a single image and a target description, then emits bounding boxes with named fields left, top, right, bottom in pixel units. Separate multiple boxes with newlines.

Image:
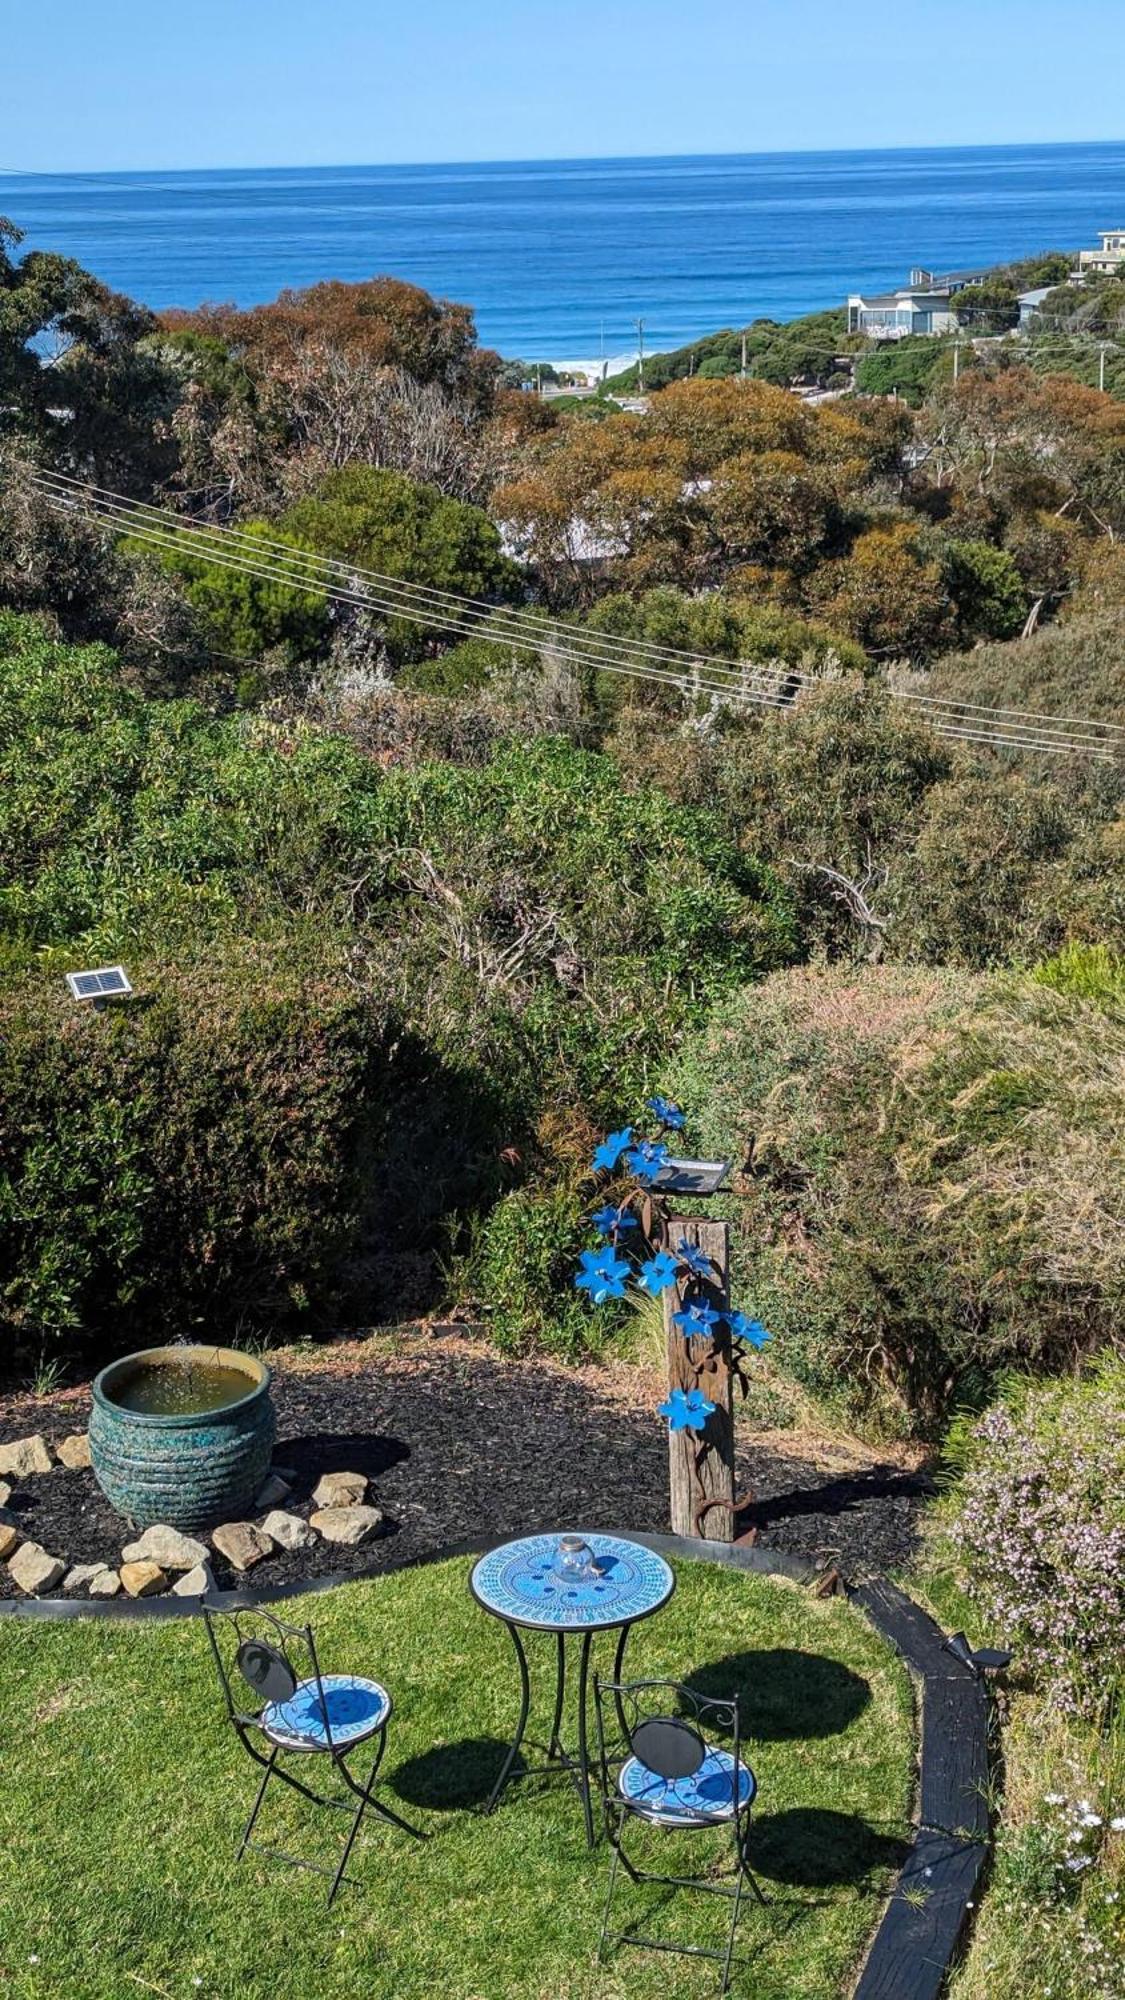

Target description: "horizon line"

left=3, top=134, right=1125, bottom=180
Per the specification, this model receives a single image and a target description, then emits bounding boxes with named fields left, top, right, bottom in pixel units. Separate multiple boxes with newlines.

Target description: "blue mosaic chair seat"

left=261, top=1674, right=392, bottom=1753
left=618, top=1744, right=755, bottom=1826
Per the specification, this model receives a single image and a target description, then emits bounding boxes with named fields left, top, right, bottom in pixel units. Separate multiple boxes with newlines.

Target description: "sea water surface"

left=2, top=143, right=1123, bottom=360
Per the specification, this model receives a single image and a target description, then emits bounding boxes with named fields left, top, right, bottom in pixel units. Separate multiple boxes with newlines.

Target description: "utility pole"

left=740, top=332, right=748, bottom=378
left=635, top=317, right=645, bottom=395
left=1099, top=342, right=1108, bottom=393
left=953, top=338, right=962, bottom=384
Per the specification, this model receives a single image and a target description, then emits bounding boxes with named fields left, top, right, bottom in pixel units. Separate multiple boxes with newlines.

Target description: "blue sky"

left=4, top=0, right=1124, bottom=171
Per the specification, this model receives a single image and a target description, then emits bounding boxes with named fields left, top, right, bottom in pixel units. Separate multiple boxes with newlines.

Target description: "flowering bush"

left=942, top=1360, right=1125, bottom=1711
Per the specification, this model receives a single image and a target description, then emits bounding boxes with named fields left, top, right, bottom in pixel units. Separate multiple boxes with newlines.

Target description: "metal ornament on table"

left=575, top=1098, right=771, bottom=1544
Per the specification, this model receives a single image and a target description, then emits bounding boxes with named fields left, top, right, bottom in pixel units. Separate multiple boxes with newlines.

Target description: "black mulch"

left=0, top=1340, right=935, bottom=1599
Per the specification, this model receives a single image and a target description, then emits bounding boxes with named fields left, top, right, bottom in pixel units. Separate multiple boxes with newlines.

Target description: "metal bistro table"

left=470, top=1532, right=675, bottom=1846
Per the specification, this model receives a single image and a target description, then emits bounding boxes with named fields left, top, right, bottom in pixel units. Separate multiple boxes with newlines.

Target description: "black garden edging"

left=0, top=1530, right=990, bottom=2000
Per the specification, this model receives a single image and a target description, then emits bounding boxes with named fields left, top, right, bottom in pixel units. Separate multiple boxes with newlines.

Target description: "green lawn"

left=0, top=1558, right=913, bottom=2000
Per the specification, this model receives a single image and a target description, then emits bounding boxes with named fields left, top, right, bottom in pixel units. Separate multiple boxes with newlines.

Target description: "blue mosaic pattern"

left=260, top=1674, right=391, bottom=1751
left=618, top=1746, right=756, bottom=1824
left=470, top=1534, right=674, bottom=1631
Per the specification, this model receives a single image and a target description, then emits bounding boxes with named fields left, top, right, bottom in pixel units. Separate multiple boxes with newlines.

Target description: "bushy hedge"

left=0, top=951, right=398, bottom=1355
left=671, top=961, right=1125, bottom=1435
left=0, top=614, right=799, bottom=1366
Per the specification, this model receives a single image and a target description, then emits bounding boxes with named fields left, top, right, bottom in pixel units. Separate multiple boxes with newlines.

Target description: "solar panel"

left=652, top=1157, right=732, bottom=1197
left=65, top=966, right=133, bottom=1003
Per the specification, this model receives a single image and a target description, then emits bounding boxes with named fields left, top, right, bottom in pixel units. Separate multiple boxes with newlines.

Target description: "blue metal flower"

left=672, top=1299, right=722, bottom=1339
left=647, top=1095, right=686, bottom=1131
left=658, top=1387, right=716, bottom=1433
left=675, top=1238, right=714, bottom=1279
left=592, top=1127, right=633, bottom=1174
left=592, top=1204, right=638, bottom=1237
left=574, top=1248, right=631, bottom=1305
left=638, top=1250, right=679, bottom=1295
left=728, top=1311, right=771, bottom=1349
left=626, top=1139, right=670, bottom=1184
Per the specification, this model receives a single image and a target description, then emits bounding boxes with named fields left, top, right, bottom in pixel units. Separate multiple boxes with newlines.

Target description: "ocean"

left=2, top=142, right=1123, bottom=362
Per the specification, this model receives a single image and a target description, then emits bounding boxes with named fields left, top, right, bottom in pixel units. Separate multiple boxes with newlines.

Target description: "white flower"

left=1044, top=1792, right=1065, bottom=1805
left=1110, top=1816, right=1125, bottom=1832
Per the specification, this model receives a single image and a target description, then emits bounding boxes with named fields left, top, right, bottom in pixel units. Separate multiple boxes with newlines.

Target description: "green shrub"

left=1034, top=941, right=1125, bottom=1005
left=670, top=963, right=1125, bottom=1435
left=458, top=1179, right=607, bottom=1357
left=0, top=950, right=398, bottom=1357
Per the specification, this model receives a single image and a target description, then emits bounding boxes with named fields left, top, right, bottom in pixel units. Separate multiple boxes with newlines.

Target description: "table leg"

left=612, top=1621, right=633, bottom=1743
left=485, top=1619, right=531, bottom=1816
left=548, top=1630, right=566, bottom=1758
left=576, top=1630, right=596, bottom=1848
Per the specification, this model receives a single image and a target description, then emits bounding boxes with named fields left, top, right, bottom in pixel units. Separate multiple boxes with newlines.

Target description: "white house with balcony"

left=1077, top=230, right=1125, bottom=277
left=847, top=265, right=991, bottom=341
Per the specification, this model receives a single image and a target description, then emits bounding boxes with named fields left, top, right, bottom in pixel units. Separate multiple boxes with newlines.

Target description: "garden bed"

left=0, top=1332, right=934, bottom=1599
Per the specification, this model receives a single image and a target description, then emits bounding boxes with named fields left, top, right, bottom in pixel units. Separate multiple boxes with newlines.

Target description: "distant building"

left=1077, top=230, right=1125, bottom=277
left=846, top=266, right=991, bottom=341
left=1017, top=286, right=1053, bottom=326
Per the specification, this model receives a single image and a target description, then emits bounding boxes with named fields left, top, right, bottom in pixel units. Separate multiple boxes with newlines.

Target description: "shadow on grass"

left=685, top=1648, right=871, bottom=1740
left=749, top=1808, right=910, bottom=1888
left=391, top=1736, right=513, bottom=1811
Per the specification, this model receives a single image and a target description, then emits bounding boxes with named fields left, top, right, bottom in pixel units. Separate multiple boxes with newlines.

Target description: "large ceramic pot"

left=89, top=1345, right=276, bottom=1532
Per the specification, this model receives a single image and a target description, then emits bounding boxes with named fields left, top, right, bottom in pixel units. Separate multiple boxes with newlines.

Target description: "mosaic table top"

left=470, top=1532, right=675, bottom=1632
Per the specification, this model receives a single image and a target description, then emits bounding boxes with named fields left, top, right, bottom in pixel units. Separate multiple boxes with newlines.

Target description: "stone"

left=310, top=1504, right=384, bottom=1548
left=121, top=1524, right=209, bottom=1573
left=259, top=1509, right=317, bottom=1552
left=171, top=1559, right=216, bottom=1598
left=312, top=1470, right=367, bottom=1509
left=62, top=1563, right=110, bottom=1592
left=0, top=1434, right=53, bottom=1479
left=0, top=1523, right=20, bottom=1563
left=8, top=1541, right=65, bottom=1594
left=55, top=1433, right=92, bottom=1470
left=120, top=1560, right=167, bottom=1598
left=254, top=1473, right=292, bottom=1510
left=212, top=1521, right=273, bottom=1571
left=88, top=1569, right=123, bottom=1598
left=0, top=1481, right=11, bottom=1508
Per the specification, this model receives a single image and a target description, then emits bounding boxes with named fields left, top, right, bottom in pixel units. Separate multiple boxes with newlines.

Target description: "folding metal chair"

left=203, top=1602, right=424, bottom=1903
left=593, top=1675, right=767, bottom=1994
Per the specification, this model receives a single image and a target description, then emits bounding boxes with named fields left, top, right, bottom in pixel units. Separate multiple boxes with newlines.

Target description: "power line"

left=29, top=472, right=1121, bottom=757
left=26, top=472, right=1122, bottom=759
left=30, top=468, right=1125, bottom=749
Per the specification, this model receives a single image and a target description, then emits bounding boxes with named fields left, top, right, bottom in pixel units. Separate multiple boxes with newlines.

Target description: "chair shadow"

left=684, top=1649, right=871, bottom=1741
left=390, top=1736, right=514, bottom=1812
left=749, top=1808, right=910, bottom=1888
left=273, top=1431, right=411, bottom=1495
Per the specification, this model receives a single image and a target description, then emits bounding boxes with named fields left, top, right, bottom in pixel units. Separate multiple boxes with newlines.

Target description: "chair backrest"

left=593, top=1675, right=744, bottom=1814
left=630, top=1715, right=706, bottom=1782
left=203, top=1604, right=332, bottom=1746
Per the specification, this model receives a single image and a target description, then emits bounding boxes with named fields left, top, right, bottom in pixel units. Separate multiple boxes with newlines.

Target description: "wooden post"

left=663, top=1214, right=735, bottom=1542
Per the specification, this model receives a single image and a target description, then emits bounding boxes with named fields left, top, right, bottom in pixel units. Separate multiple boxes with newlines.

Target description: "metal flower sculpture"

left=658, top=1387, right=716, bottom=1433
left=574, top=1098, right=772, bottom=1536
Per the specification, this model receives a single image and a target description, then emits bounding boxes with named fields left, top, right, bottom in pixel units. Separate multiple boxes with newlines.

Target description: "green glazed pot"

left=89, top=1345, right=276, bottom=1532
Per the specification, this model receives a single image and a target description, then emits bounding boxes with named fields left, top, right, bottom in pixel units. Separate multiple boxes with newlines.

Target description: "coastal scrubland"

left=1, top=215, right=1123, bottom=1995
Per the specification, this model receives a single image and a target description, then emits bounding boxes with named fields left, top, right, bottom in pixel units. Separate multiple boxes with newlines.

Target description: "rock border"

left=0, top=1529, right=989, bottom=1998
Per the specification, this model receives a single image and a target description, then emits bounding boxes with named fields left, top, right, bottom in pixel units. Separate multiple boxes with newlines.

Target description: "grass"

left=907, top=1565, right=1125, bottom=2000
left=0, top=1556, right=913, bottom=2000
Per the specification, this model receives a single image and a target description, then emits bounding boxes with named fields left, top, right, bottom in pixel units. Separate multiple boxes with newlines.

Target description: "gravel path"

left=0, top=1334, right=934, bottom=1597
